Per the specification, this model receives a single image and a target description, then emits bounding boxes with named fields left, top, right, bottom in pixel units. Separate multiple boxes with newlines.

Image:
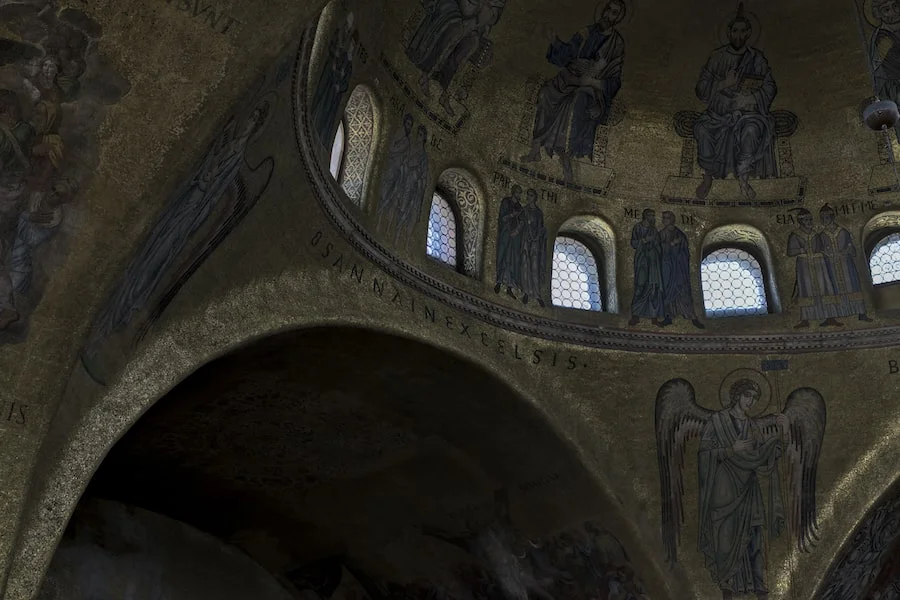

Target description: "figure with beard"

left=83, top=106, right=268, bottom=352
left=406, top=0, right=507, bottom=116
left=787, top=208, right=840, bottom=328
left=870, top=0, right=900, bottom=140
left=658, top=211, right=704, bottom=329
left=816, top=204, right=872, bottom=324
left=694, top=3, right=777, bottom=202
left=519, top=189, right=547, bottom=306
left=494, top=184, right=524, bottom=298
left=520, top=0, right=626, bottom=182
left=628, top=209, right=663, bottom=326
left=312, top=13, right=355, bottom=151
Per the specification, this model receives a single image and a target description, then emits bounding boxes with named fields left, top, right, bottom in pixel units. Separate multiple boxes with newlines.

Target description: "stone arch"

left=556, top=215, right=618, bottom=314
left=701, top=225, right=782, bottom=314
left=436, top=168, right=485, bottom=278
left=12, top=325, right=670, bottom=599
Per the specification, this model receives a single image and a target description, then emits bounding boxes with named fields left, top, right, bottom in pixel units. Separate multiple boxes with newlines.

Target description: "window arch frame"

left=556, top=215, right=618, bottom=314
left=867, top=229, right=900, bottom=287
left=700, top=243, right=772, bottom=317
left=700, top=225, right=781, bottom=316
left=329, top=119, right=346, bottom=182
left=338, top=84, right=378, bottom=207
left=433, top=169, right=485, bottom=278
left=425, top=187, right=464, bottom=272
left=550, top=232, right=605, bottom=313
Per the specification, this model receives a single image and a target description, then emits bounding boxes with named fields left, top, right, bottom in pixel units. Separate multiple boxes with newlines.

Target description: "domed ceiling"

left=299, top=0, right=900, bottom=352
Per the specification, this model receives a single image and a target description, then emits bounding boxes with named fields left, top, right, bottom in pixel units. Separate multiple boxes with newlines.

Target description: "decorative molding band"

left=292, top=26, right=900, bottom=355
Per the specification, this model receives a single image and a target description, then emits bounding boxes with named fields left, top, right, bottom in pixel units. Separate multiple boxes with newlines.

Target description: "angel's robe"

left=697, top=410, right=784, bottom=594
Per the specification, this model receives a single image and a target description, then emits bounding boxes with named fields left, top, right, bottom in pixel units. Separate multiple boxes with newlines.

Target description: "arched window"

left=437, top=169, right=484, bottom=277
left=426, top=192, right=458, bottom=268
left=329, top=120, right=345, bottom=180
left=870, top=232, right=900, bottom=285
left=701, top=248, right=769, bottom=317
left=339, top=86, right=376, bottom=206
left=551, top=236, right=602, bottom=311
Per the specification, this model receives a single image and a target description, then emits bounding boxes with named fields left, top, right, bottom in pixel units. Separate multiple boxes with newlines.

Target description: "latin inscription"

left=776, top=200, right=881, bottom=225
left=625, top=207, right=695, bottom=226
left=310, top=231, right=590, bottom=372
left=491, top=171, right=559, bottom=204
left=161, top=0, right=242, bottom=34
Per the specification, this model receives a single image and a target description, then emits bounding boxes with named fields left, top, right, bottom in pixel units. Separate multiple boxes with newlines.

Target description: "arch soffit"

left=558, top=215, right=618, bottom=315
left=437, top=167, right=486, bottom=278
left=341, top=84, right=380, bottom=207
left=863, top=211, right=900, bottom=251
left=701, top=224, right=781, bottom=313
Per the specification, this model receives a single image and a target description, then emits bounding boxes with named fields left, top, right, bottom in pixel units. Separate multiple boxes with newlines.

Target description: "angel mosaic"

left=655, top=370, right=826, bottom=600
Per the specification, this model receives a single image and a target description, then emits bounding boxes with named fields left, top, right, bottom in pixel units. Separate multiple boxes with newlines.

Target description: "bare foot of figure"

left=522, top=294, right=529, bottom=305
left=419, top=73, right=431, bottom=98
left=656, top=317, right=673, bottom=327
left=794, top=320, right=810, bottom=329
left=438, top=92, right=455, bottom=117
left=692, top=319, right=706, bottom=329
left=0, top=308, right=19, bottom=330
left=494, top=283, right=501, bottom=293
left=627, top=316, right=639, bottom=326
left=506, top=287, right=516, bottom=299
left=537, top=298, right=545, bottom=307
left=738, top=176, right=757, bottom=201
left=820, top=318, right=843, bottom=327
left=859, top=313, right=874, bottom=322
left=696, top=172, right=713, bottom=199
left=520, top=143, right=542, bottom=163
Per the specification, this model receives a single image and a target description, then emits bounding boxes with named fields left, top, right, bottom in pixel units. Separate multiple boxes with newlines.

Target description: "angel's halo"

left=719, top=368, right=772, bottom=417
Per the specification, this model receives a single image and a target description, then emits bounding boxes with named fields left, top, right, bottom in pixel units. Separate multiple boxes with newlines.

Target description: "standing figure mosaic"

left=494, top=187, right=546, bottom=306
left=375, top=114, right=430, bottom=249
left=694, top=3, right=777, bottom=202
left=406, top=0, right=507, bottom=117
left=656, top=372, right=825, bottom=600
left=628, top=209, right=663, bottom=326
left=788, top=206, right=871, bottom=329
left=520, top=0, right=626, bottom=182
left=659, top=211, right=704, bottom=329
left=312, top=13, right=356, bottom=152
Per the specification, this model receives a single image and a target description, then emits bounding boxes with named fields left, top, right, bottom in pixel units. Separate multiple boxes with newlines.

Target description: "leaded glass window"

left=701, top=248, right=768, bottom=317
left=870, top=232, right=900, bottom=285
left=329, top=120, right=345, bottom=180
left=339, top=86, right=375, bottom=205
left=551, top=237, right=602, bottom=311
left=426, top=192, right=457, bottom=267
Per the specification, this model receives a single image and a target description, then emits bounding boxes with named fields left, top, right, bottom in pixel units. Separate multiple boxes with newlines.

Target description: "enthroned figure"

left=693, top=3, right=777, bottom=202
left=520, top=0, right=626, bottom=182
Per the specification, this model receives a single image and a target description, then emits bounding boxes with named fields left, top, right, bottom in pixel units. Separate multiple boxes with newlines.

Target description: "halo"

left=717, top=7, right=762, bottom=48
left=718, top=368, right=771, bottom=417
left=864, top=0, right=880, bottom=27
left=241, top=89, right=278, bottom=145
left=595, top=0, right=635, bottom=28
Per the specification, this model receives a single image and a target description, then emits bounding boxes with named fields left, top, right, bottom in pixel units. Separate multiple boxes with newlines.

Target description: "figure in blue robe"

left=311, top=15, right=355, bottom=152
left=520, top=0, right=626, bottom=182
left=658, top=211, right=704, bottom=328
left=628, top=209, right=663, bottom=326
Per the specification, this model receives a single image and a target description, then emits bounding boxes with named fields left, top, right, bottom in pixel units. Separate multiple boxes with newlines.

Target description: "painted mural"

left=655, top=371, right=826, bottom=599
left=286, top=495, right=648, bottom=600
left=518, top=0, right=626, bottom=184
left=81, top=83, right=277, bottom=385
left=628, top=209, right=703, bottom=329
left=312, top=11, right=356, bottom=157
left=816, top=484, right=900, bottom=599
left=494, top=184, right=547, bottom=307
left=375, top=113, right=430, bottom=250
left=787, top=205, right=872, bottom=329
left=0, top=0, right=129, bottom=342
left=662, top=3, right=801, bottom=207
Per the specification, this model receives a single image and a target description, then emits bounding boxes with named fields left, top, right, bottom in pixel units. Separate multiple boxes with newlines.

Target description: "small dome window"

left=426, top=192, right=458, bottom=268
left=701, top=248, right=768, bottom=317
left=870, top=232, right=900, bottom=285
left=551, top=236, right=602, bottom=311
left=329, top=120, right=345, bottom=180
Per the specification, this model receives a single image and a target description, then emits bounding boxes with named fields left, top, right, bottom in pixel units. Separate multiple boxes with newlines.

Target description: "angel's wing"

left=782, top=387, right=827, bottom=552
left=655, top=378, right=713, bottom=566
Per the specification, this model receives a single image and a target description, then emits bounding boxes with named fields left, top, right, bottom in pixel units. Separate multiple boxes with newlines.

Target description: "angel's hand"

left=775, top=413, right=790, bottom=435
left=733, top=439, right=755, bottom=453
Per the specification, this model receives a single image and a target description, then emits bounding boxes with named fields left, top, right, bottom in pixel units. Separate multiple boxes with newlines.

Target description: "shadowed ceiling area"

left=85, top=327, right=641, bottom=593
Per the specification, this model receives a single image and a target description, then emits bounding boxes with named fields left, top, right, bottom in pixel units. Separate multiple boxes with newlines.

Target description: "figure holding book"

left=693, top=3, right=777, bottom=202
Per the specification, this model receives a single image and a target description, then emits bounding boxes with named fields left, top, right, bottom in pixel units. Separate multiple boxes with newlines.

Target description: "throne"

left=660, top=109, right=804, bottom=207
